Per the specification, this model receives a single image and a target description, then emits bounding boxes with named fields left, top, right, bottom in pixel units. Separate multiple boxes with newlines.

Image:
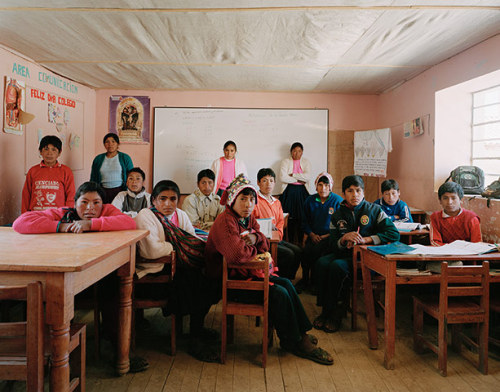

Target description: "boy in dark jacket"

left=314, top=175, right=400, bottom=332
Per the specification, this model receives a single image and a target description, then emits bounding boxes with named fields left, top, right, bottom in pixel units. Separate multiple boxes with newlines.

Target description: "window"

left=472, top=85, right=500, bottom=186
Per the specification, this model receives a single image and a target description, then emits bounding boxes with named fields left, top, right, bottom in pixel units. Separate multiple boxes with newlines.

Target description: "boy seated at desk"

left=373, top=179, right=413, bottom=222
left=314, top=175, right=399, bottom=333
left=111, top=167, right=151, bottom=218
left=296, top=172, right=343, bottom=293
left=430, top=181, right=482, bottom=246
left=182, top=169, right=225, bottom=231
left=252, top=168, right=302, bottom=280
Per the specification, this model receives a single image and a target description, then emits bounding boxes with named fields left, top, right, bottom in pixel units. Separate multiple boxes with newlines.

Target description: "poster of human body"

left=109, top=95, right=150, bottom=143
left=354, top=128, right=392, bottom=177
left=3, top=77, right=26, bottom=134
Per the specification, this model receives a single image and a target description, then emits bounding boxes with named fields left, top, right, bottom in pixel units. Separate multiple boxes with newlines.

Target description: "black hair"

left=342, top=175, right=365, bottom=192
left=151, top=180, right=180, bottom=203
left=103, top=132, right=120, bottom=145
left=127, top=167, right=145, bottom=181
left=74, top=181, right=105, bottom=202
left=197, top=169, right=215, bottom=183
left=290, top=142, right=304, bottom=152
left=39, top=135, right=62, bottom=152
left=223, top=140, right=237, bottom=151
left=438, top=181, right=464, bottom=199
left=317, top=176, right=330, bottom=186
left=381, top=179, right=399, bottom=193
left=238, top=187, right=257, bottom=199
left=257, top=168, right=276, bottom=182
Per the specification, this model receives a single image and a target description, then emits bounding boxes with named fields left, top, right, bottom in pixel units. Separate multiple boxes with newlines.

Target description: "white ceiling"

left=1, top=1, right=499, bottom=94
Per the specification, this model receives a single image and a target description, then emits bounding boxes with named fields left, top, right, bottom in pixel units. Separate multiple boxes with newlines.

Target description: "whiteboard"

left=153, top=107, right=328, bottom=194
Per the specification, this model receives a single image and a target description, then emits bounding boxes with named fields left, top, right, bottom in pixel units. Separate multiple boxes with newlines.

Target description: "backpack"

left=481, top=178, right=500, bottom=207
left=445, top=166, right=485, bottom=195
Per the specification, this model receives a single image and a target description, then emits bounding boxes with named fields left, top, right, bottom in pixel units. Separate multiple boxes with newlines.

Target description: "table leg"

left=384, top=262, right=397, bottom=370
left=360, top=252, right=378, bottom=349
left=49, top=324, right=70, bottom=391
left=116, top=274, right=132, bottom=375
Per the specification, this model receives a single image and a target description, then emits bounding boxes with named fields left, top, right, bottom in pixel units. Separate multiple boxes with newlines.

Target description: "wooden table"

left=409, top=207, right=427, bottom=224
left=399, top=228, right=429, bottom=245
left=0, top=227, right=149, bottom=391
left=359, top=245, right=500, bottom=370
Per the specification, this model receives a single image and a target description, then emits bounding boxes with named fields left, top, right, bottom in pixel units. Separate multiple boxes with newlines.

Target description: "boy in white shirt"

left=112, top=167, right=151, bottom=217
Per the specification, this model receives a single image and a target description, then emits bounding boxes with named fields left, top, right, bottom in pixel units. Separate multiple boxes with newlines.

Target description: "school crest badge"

left=360, top=215, right=369, bottom=225
left=329, top=207, right=334, bottom=215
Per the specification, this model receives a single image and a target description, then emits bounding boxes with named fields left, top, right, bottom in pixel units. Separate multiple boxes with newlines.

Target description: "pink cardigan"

left=13, top=204, right=136, bottom=234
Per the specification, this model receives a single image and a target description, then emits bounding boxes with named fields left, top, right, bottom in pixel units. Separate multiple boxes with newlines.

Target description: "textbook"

left=367, top=242, right=416, bottom=255
left=394, top=221, right=429, bottom=232
left=407, top=241, right=498, bottom=256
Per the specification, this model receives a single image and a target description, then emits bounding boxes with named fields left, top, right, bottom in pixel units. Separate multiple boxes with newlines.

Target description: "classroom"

left=1, top=2, right=500, bottom=391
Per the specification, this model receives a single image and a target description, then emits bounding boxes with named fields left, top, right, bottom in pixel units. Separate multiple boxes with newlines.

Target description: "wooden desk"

left=270, top=230, right=280, bottom=264
left=399, top=228, right=429, bottom=245
left=0, top=227, right=149, bottom=391
left=359, top=246, right=500, bottom=370
left=409, top=207, right=427, bottom=224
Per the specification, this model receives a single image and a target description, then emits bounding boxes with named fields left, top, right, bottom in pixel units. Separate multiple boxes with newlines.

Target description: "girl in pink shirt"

left=211, top=140, right=247, bottom=197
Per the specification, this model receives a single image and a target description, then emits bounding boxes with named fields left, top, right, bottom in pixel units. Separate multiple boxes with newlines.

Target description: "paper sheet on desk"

left=407, top=241, right=497, bottom=256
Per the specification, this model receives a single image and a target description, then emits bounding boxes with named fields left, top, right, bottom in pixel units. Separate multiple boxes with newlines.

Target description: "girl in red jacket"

left=14, top=181, right=135, bottom=234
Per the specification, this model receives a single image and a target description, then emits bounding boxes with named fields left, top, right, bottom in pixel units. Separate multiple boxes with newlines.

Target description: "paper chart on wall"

left=354, top=128, right=392, bottom=177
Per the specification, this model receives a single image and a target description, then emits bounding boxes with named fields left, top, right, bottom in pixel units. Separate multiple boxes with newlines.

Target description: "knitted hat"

left=220, top=173, right=258, bottom=207
left=314, top=171, right=333, bottom=188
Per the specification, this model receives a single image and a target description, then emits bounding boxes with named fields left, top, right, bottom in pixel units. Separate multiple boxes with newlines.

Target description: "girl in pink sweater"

left=13, top=181, right=136, bottom=234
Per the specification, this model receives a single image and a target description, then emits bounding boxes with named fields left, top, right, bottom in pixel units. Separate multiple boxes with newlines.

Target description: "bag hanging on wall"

left=481, top=177, right=500, bottom=207
left=445, top=166, right=485, bottom=195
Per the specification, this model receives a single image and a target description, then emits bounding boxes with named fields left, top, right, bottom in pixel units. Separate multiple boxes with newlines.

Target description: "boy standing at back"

left=314, top=175, right=399, bottom=332
left=430, top=181, right=482, bottom=246
left=253, top=168, right=302, bottom=280
left=112, top=167, right=151, bottom=218
left=182, top=169, right=224, bottom=231
left=373, top=179, right=413, bottom=222
left=22, top=135, right=75, bottom=212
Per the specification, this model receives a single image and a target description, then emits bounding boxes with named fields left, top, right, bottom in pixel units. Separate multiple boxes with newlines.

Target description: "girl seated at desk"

left=13, top=181, right=136, bottom=233
left=135, top=180, right=220, bottom=363
left=205, top=174, right=333, bottom=365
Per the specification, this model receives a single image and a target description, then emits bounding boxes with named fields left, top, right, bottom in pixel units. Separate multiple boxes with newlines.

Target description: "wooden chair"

left=488, top=297, right=500, bottom=348
left=221, top=255, right=270, bottom=368
left=412, top=262, right=490, bottom=376
left=0, top=282, right=87, bottom=392
left=133, top=251, right=176, bottom=355
left=351, top=246, right=385, bottom=330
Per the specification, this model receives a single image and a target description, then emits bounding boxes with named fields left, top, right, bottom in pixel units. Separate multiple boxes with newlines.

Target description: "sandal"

left=313, top=315, right=325, bottom=330
left=129, top=356, right=150, bottom=373
left=294, top=346, right=334, bottom=366
left=323, top=318, right=341, bottom=333
left=307, top=334, right=318, bottom=345
left=188, top=339, right=221, bottom=363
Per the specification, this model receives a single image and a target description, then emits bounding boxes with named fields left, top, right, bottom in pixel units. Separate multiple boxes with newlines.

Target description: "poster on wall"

left=403, top=115, right=428, bottom=138
left=354, top=128, right=392, bottom=177
left=109, top=95, right=150, bottom=143
left=3, top=77, right=26, bottom=135
left=25, top=86, right=85, bottom=172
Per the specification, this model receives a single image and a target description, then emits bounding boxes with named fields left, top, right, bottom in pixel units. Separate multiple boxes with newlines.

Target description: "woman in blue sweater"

left=90, top=133, right=133, bottom=203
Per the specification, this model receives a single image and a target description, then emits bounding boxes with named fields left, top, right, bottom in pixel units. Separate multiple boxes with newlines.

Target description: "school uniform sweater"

left=253, top=192, right=285, bottom=240
left=330, top=199, right=400, bottom=258
left=430, top=209, right=481, bottom=246
left=205, top=208, right=269, bottom=279
left=373, top=198, right=413, bottom=222
left=111, top=188, right=151, bottom=218
left=279, top=157, right=311, bottom=193
left=13, top=204, right=135, bottom=234
left=302, top=192, right=343, bottom=236
left=21, top=161, right=75, bottom=213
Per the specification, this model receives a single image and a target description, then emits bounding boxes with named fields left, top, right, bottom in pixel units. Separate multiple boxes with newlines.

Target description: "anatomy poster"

left=109, top=95, right=150, bottom=143
left=354, top=128, right=392, bottom=177
left=3, top=77, right=26, bottom=135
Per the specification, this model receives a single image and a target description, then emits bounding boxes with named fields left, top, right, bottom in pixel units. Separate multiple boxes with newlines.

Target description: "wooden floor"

left=2, top=286, right=500, bottom=391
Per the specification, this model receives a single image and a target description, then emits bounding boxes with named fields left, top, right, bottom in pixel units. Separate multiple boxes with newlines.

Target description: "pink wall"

left=378, top=34, right=500, bottom=242
left=94, top=90, right=379, bottom=193
left=0, top=47, right=96, bottom=225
